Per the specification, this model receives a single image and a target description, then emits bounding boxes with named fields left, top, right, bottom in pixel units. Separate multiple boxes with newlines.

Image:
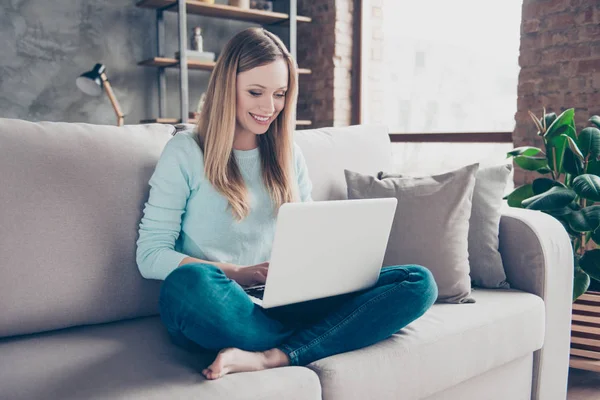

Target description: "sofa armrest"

left=498, top=207, right=573, bottom=400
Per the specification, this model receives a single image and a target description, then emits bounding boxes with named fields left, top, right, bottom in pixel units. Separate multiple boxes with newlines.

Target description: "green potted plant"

left=506, top=108, right=600, bottom=301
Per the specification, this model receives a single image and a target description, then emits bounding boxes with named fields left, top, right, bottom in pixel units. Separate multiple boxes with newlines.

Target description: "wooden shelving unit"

left=138, top=56, right=312, bottom=74
left=136, top=0, right=312, bottom=127
left=137, top=0, right=311, bottom=24
left=138, top=57, right=214, bottom=72
left=141, top=118, right=197, bottom=124
left=570, top=291, right=600, bottom=372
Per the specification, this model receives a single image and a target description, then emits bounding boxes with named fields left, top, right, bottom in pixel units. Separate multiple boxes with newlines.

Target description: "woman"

left=136, top=27, right=437, bottom=380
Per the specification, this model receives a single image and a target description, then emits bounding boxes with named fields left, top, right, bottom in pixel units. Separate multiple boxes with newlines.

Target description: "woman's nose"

left=259, top=97, right=275, bottom=114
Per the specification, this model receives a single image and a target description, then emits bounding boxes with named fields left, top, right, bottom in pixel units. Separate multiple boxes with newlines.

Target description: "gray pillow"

left=345, top=164, right=479, bottom=304
left=380, top=164, right=512, bottom=289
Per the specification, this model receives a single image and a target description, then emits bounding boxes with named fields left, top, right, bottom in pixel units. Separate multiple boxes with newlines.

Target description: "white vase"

left=229, top=0, right=250, bottom=9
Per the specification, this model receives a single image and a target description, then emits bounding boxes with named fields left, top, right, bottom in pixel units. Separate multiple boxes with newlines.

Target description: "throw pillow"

left=379, top=164, right=512, bottom=289
left=345, top=164, right=479, bottom=304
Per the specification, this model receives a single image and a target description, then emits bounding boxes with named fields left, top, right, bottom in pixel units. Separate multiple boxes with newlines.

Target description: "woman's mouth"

left=249, top=113, right=272, bottom=125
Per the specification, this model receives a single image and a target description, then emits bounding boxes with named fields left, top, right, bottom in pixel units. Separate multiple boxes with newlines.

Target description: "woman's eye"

left=275, top=93, right=286, bottom=98
left=249, top=91, right=261, bottom=97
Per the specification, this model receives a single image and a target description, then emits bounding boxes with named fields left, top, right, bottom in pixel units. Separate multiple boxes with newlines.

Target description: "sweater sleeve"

left=294, top=143, right=313, bottom=202
left=136, top=134, right=194, bottom=280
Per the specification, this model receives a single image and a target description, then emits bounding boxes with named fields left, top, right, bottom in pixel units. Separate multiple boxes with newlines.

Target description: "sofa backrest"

left=294, top=124, right=393, bottom=201
left=0, top=120, right=392, bottom=338
left=0, top=119, right=173, bottom=338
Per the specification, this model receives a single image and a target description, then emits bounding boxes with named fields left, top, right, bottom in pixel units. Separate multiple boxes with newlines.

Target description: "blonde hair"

left=193, top=27, right=299, bottom=221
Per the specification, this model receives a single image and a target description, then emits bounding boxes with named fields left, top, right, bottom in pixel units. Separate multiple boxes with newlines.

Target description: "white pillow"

left=379, top=164, right=513, bottom=289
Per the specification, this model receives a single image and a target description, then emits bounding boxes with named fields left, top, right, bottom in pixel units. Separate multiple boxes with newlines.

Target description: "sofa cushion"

left=380, top=164, right=514, bottom=289
left=293, top=124, right=393, bottom=201
left=0, top=316, right=321, bottom=400
left=345, top=164, right=479, bottom=303
left=423, top=355, right=533, bottom=400
left=0, top=118, right=174, bottom=338
left=466, top=164, right=513, bottom=289
left=307, top=289, right=544, bottom=400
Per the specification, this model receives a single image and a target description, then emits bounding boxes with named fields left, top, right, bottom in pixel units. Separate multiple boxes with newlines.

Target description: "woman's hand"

left=232, top=262, right=269, bottom=288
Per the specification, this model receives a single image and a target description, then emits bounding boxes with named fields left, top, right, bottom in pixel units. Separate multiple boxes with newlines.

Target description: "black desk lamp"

left=76, top=64, right=124, bottom=126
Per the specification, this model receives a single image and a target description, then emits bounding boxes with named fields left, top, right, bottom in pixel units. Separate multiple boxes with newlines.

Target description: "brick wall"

left=333, top=0, right=354, bottom=126
left=515, top=0, right=600, bottom=185
left=297, top=0, right=355, bottom=128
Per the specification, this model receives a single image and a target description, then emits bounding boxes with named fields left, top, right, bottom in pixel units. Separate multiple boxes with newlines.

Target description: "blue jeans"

left=159, top=262, right=438, bottom=366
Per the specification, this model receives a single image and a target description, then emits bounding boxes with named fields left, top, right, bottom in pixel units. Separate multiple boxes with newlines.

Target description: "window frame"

left=358, top=0, right=513, bottom=144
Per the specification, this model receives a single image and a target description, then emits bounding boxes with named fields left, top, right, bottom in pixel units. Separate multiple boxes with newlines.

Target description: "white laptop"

left=244, top=198, right=398, bottom=308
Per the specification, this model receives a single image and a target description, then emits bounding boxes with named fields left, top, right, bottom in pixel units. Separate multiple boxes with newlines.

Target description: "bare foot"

left=202, top=347, right=290, bottom=380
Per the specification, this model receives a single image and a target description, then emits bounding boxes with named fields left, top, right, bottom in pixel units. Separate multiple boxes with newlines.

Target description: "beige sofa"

left=0, top=118, right=573, bottom=400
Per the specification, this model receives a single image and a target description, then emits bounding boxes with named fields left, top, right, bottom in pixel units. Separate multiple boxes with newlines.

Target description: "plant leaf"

left=573, top=267, right=591, bottom=302
left=544, top=112, right=557, bottom=130
left=507, top=146, right=544, bottom=158
left=504, top=184, right=534, bottom=208
left=555, top=215, right=580, bottom=237
left=578, top=127, right=600, bottom=160
left=590, top=115, right=600, bottom=129
left=580, top=249, right=600, bottom=282
left=573, top=174, right=600, bottom=201
left=545, top=109, right=576, bottom=173
left=545, top=206, right=573, bottom=217
left=545, top=108, right=575, bottom=140
left=566, top=205, right=600, bottom=232
left=529, top=110, right=545, bottom=135
left=563, top=148, right=585, bottom=176
left=591, top=226, right=600, bottom=244
left=587, top=159, right=600, bottom=176
left=546, top=134, right=568, bottom=174
left=532, top=178, right=566, bottom=194
left=514, top=155, right=549, bottom=171
left=522, top=186, right=577, bottom=210
left=537, top=167, right=553, bottom=175
left=567, top=212, right=592, bottom=232
left=563, top=134, right=585, bottom=161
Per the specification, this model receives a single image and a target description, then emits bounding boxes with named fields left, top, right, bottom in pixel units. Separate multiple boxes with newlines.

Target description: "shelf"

left=570, top=291, right=600, bottom=373
left=139, top=57, right=214, bottom=71
left=137, top=0, right=311, bottom=24
left=138, top=57, right=312, bottom=74
left=141, top=118, right=312, bottom=126
left=570, top=355, right=600, bottom=373
left=141, top=118, right=198, bottom=124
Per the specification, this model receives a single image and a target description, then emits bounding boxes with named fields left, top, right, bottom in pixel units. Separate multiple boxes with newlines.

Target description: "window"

left=361, top=0, right=523, bottom=134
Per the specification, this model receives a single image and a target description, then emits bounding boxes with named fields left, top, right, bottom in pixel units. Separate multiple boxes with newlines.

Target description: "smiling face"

left=234, top=59, right=289, bottom=144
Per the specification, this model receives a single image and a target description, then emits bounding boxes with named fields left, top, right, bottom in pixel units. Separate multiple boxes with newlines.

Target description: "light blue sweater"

left=136, top=130, right=313, bottom=281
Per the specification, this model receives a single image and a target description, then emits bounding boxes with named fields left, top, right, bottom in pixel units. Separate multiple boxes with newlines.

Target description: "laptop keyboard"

left=244, top=285, right=265, bottom=300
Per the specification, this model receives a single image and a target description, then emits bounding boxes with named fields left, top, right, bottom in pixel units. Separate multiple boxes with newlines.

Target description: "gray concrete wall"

left=0, top=0, right=259, bottom=125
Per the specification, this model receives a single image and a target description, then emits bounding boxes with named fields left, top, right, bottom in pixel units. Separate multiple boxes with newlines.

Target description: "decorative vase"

left=191, top=27, right=203, bottom=52
left=228, top=0, right=250, bottom=9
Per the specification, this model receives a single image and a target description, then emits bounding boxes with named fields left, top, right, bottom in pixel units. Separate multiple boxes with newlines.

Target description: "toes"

left=202, top=348, right=237, bottom=380
left=202, top=366, right=226, bottom=380
left=203, top=367, right=216, bottom=380
left=204, top=370, right=215, bottom=380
